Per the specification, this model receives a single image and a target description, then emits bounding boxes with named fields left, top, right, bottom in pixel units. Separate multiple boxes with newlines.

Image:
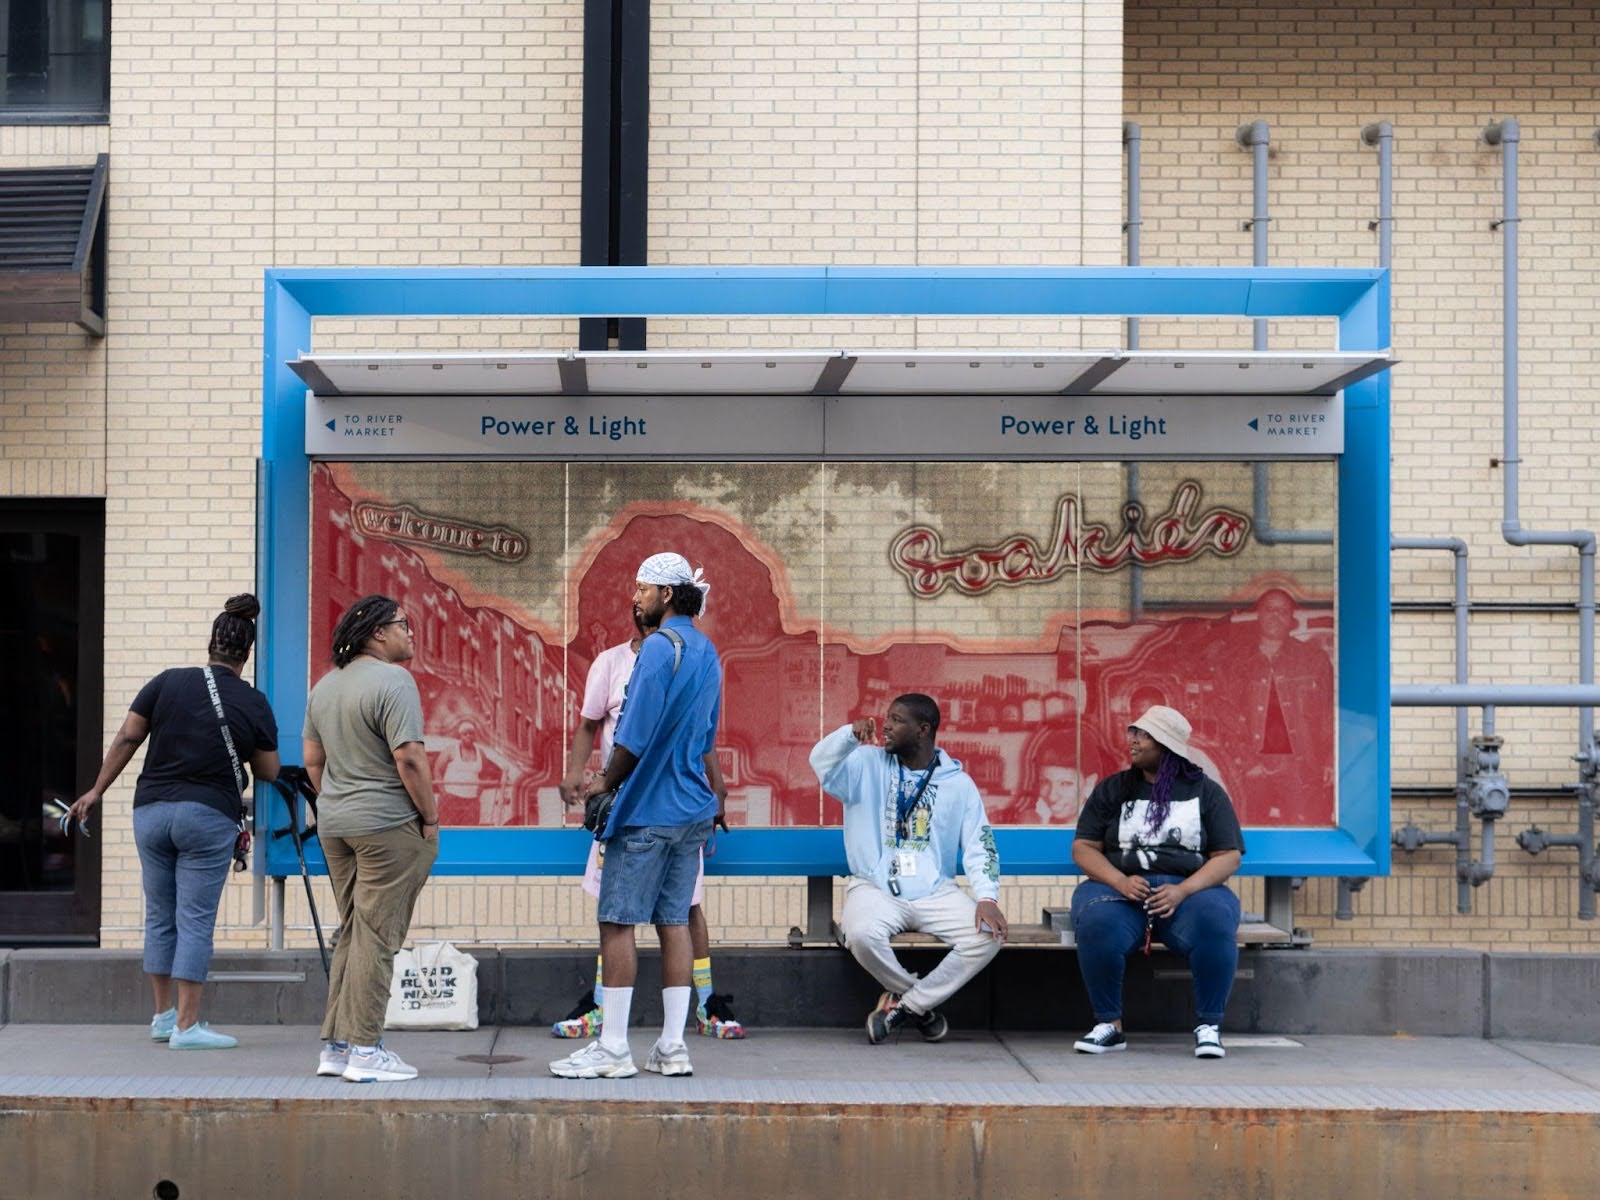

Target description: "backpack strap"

left=651, top=626, right=686, bottom=675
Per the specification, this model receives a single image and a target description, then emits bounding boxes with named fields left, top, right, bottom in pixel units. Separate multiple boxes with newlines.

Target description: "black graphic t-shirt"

left=130, top=667, right=279, bottom=821
left=1074, top=769, right=1245, bottom=878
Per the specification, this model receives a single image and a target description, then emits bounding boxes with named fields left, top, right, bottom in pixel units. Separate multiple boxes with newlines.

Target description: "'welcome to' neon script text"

left=354, top=502, right=529, bottom=563
left=887, top=481, right=1251, bottom=598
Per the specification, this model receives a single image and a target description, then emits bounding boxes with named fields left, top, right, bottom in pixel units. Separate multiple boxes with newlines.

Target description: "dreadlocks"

left=1146, top=748, right=1205, bottom=834
left=331, top=594, right=400, bottom=667
left=208, top=593, right=260, bottom=667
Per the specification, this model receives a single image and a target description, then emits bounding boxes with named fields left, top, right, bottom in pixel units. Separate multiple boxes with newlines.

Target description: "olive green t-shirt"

left=303, top=656, right=426, bottom=837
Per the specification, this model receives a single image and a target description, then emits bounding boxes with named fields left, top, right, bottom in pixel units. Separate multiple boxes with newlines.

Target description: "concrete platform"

left=4, top=1024, right=1600, bottom=1198
left=15, top=945, right=1600, bottom=1040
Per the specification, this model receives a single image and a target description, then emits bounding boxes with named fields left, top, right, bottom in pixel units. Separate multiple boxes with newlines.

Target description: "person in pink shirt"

left=555, top=608, right=745, bottom=1041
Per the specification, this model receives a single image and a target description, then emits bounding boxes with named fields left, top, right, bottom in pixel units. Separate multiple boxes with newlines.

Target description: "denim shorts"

left=596, top=819, right=714, bottom=927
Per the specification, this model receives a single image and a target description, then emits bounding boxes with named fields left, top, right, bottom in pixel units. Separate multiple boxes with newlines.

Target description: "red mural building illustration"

left=310, top=464, right=1337, bottom=832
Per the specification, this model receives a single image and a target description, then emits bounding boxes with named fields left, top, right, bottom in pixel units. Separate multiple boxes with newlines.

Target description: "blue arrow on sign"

left=325, top=419, right=336, bottom=432
left=1248, top=418, right=1259, bottom=431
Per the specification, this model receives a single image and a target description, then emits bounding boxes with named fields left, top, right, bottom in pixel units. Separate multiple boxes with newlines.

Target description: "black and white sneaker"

left=1193, top=1024, right=1225, bottom=1058
left=866, top=1002, right=948, bottom=1044
left=1074, top=1022, right=1127, bottom=1054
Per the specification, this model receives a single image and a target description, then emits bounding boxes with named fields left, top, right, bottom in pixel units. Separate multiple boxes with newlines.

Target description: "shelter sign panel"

left=310, top=459, right=1337, bottom=833
left=305, top=393, right=1342, bottom=461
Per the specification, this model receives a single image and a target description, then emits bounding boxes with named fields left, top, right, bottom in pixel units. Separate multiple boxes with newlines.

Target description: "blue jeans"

left=1071, top=875, right=1241, bottom=1025
left=597, top=820, right=713, bottom=926
left=133, top=801, right=238, bottom=983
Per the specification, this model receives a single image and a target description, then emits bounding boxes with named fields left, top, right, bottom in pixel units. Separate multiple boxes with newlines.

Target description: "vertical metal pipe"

left=1236, top=119, right=1332, bottom=547
left=270, top=877, right=286, bottom=950
left=1453, top=782, right=1472, bottom=914
left=1123, top=122, right=1144, bottom=616
left=1361, top=121, right=1394, bottom=268
left=1236, top=120, right=1270, bottom=350
left=1124, top=122, right=1142, bottom=350
left=1485, top=117, right=1599, bottom=915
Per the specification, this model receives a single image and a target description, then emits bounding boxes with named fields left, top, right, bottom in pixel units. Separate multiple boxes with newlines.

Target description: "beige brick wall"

left=7, top=1, right=1600, bottom=956
left=1126, top=0, right=1600, bottom=950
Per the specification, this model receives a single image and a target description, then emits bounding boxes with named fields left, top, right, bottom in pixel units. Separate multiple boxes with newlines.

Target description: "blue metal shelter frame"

left=261, top=265, right=1391, bottom=881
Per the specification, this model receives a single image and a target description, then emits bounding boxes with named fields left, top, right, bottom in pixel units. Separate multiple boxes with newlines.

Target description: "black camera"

left=583, top=788, right=616, bottom=839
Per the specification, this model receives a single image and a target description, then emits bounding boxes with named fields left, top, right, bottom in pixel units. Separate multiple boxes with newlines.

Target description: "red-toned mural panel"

left=310, top=460, right=1337, bottom=829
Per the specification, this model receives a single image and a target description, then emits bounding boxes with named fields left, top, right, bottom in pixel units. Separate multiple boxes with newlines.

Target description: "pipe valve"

left=1465, top=734, right=1510, bottom=819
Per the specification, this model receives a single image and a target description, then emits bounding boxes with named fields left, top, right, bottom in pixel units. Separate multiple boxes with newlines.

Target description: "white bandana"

left=636, top=552, right=711, bottom=599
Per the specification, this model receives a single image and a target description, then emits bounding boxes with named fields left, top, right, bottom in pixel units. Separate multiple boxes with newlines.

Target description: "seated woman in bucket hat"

left=1068, top=705, right=1245, bottom=1059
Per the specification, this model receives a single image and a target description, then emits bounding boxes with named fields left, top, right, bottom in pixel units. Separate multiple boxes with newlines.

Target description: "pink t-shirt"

left=578, top=638, right=703, bottom=904
left=580, top=640, right=638, bottom=765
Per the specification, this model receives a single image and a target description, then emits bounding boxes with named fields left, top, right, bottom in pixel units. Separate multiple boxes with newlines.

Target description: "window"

left=2, top=0, right=110, bottom=121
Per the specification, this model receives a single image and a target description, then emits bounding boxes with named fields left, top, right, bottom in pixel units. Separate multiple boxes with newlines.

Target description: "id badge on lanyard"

left=888, top=754, right=937, bottom=895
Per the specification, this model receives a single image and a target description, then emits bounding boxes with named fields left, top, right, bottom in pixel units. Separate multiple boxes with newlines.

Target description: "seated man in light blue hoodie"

left=810, top=693, right=1008, bottom=1044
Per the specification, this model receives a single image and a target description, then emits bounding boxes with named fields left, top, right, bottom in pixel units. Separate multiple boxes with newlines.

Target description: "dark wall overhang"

left=0, top=153, right=108, bottom=337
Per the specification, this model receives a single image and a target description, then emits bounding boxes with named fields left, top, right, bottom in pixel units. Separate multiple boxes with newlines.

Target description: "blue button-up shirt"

left=606, top=615, right=721, bottom=835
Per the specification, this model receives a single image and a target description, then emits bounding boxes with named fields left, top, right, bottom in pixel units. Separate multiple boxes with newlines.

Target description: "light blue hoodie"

left=809, top=724, right=1001, bottom=903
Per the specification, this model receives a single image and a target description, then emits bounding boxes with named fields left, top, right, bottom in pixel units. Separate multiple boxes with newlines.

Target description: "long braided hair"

left=208, top=593, right=260, bottom=667
left=330, top=594, right=400, bottom=667
left=1145, top=747, right=1205, bottom=834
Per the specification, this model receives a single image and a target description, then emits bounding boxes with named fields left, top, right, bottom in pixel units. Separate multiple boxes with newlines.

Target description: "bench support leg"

left=1264, top=876, right=1295, bottom=935
left=807, top=876, right=837, bottom=944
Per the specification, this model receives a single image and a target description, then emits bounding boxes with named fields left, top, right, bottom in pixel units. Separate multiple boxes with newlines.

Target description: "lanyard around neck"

left=894, top=753, right=939, bottom=846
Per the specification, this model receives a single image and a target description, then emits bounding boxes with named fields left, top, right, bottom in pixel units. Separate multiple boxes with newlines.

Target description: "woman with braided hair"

left=1067, top=704, right=1244, bottom=1059
left=70, top=594, right=280, bottom=1049
left=303, top=593, right=440, bottom=1083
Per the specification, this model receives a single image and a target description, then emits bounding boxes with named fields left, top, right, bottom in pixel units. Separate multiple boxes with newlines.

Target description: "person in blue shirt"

left=551, top=552, right=721, bottom=1081
left=811, top=694, right=1008, bottom=1044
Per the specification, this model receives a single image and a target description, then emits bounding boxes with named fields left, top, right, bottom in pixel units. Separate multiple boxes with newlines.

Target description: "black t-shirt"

left=130, top=667, right=279, bottom=820
left=1074, top=768, right=1245, bottom=878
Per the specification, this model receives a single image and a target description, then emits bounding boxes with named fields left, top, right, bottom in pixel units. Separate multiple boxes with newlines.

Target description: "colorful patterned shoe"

left=694, top=992, right=747, bottom=1039
left=551, top=991, right=604, bottom=1039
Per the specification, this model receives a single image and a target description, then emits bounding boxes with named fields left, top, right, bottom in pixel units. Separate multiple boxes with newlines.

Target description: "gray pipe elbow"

left=1235, top=120, right=1269, bottom=148
left=1483, top=118, right=1520, bottom=146
left=1360, top=121, right=1392, bottom=147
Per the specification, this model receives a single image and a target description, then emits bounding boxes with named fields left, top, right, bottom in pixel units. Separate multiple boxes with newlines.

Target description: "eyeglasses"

left=383, top=617, right=412, bottom=633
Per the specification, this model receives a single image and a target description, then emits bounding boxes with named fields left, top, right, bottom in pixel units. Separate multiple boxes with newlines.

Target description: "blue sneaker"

left=169, top=1022, right=238, bottom=1050
left=150, top=1008, right=177, bottom=1042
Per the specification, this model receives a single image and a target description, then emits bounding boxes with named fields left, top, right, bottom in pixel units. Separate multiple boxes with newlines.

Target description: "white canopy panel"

left=290, top=349, right=1391, bottom=398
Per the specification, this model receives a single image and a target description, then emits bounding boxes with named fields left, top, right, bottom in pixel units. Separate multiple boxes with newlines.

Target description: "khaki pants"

left=839, top=878, right=1001, bottom=1014
left=319, top=822, right=438, bottom=1045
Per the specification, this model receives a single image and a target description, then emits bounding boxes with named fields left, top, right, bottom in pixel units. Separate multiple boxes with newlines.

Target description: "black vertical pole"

left=579, top=0, right=615, bottom=351
left=616, top=0, right=650, bottom=350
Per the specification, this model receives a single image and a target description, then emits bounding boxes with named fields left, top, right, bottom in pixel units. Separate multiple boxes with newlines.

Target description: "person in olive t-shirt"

left=303, top=594, right=439, bottom=1084
left=71, top=594, right=280, bottom=1050
left=1069, top=705, right=1245, bottom=1060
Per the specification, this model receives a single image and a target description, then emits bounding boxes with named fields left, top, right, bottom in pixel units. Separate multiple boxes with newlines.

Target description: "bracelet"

left=420, top=817, right=439, bottom=826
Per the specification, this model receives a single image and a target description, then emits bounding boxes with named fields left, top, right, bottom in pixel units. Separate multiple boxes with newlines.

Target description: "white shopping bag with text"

left=384, top=940, right=479, bottom=1031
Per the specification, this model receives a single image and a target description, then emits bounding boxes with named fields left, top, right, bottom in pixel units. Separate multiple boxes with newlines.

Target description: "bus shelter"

left=258, top=266, right=1392, bottom=938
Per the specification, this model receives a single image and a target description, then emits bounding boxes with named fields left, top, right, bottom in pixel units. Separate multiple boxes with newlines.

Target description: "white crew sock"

left=660, top=985, right=692, bottom=1050
left=599, top=986, right=634, bottom=1054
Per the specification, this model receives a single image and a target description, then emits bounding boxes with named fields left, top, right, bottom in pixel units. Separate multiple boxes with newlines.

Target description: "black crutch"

left=270, top=765, right=330, bottom=979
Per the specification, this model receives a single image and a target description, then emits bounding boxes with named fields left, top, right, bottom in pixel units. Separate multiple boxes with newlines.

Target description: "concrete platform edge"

left=5, top=946, right=1600, bottom=1042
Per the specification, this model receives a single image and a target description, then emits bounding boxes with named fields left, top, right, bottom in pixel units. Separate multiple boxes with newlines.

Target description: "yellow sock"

left=693, top=956, right=713, bottom=1008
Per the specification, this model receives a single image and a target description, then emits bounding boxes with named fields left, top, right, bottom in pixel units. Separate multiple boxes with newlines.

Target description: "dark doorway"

left=0, top=499, right=102, bottom=943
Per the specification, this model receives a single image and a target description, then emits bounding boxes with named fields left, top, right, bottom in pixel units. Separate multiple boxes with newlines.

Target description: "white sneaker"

left=317, top=1041, right=351, bottom=1077
left=1073, top=1022, right=1128, bottom=1054
left=1194, top=1024, right=1226, bottom=1059
left=342, top=1042, right=418, bottom=1083
left=645, top=1040, right=694, bottom=1077
left=550, top=1040, right=638, bottom=1079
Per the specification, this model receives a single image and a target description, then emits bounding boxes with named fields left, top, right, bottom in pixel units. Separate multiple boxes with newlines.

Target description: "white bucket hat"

left=1129, top=705, right=1193, bottom=761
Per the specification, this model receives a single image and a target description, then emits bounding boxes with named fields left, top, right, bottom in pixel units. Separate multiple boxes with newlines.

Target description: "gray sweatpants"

left=839, top=878, right=1001, bottom=1014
